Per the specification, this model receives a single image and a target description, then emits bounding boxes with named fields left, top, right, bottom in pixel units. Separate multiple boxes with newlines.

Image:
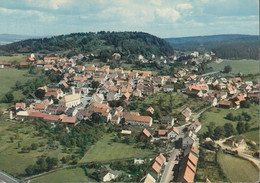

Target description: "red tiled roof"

left=158, top=130, right=168, bottom=136
left=187, top=160, right=196, bottom=172
left=16, top=103, right=25, bottom=108
left=43, top=114, right=60, bottom=122
left=188, top=152, right=198, bottom=167
left=142, top=128, right=151, bottom=138
left=183, top=166, right=195, bottom=183
left=152, top=162, right=161, bottom=174
left=125, top=115, right=151, bottom=123
left=61, top=116, right=76, bottom=124
left=29, top=112, right=48, bottom=119
left=34, top=104, right=46, bottom=110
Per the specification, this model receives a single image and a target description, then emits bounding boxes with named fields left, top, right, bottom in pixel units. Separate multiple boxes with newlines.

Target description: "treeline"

left=166, top=35, right=258, bottom=59
left=0, top=31, right=174, bottom=57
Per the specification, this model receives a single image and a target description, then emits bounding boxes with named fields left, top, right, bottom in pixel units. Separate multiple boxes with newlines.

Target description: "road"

left=0, top=171, right=19, bottom=183
left=160, top=148, right=180, bottom=183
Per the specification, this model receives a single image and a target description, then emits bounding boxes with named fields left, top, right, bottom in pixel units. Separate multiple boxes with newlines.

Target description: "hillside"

left=0, top=34, right=42, bottom=45
left=165, top=34, right=258, bottom=59
left=0, top=32, right=174, bottom=58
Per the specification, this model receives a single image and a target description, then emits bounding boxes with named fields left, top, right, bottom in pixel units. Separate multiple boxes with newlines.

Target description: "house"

left=218, top=100, right=232, bottom=109
left=167, top=127, right=179, bottom=140
left=181, top=108, right=192, bottom=121
left=139, top=128, right=152, bottom=142
left=225, top=136, right=245, bottom=148
left=141, top=173, right=156, bottom=183
left=120, top=130, right=132, bottom=135
left=59, top=94, right=80, bottom=107
left=178, top=152, right=198, bottom=183
left=203, top=96, right=218, bottom=106
left=34, top=104, right=46, bottom=111
left=133, top=88, right=142, bottom=97
left=125, top=114, right=153, bottom=127
left=155, top=153, right=166, bottom=166
left=163, top=85, right=174, bottom=92
left=152, top=162, right=161, bottom=174
left=182, top=131, right=198, bottom=148
left=146, top=107, right=155, bottom=114
left=110, top=116, right=121, bottom=125
left=15, top=103, right=26, bottom=111
left=134, top=158, right=145, bottom=165
left=160, top=116, right=175, bottom=126
left=188, top=120, right=201, bottom=133
left=61, top=115, right=76, bottom=125
left=0, top=62, right=12, bottom=68
left=97, top=169, right=117, bottom=182
left=107, top=91, right=119, bottom=101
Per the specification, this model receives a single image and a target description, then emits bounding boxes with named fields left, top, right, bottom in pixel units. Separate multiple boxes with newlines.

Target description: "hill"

left=0, top=34, right=42, bottom=45
left=0, top=32, right=174, bottom=58
left=165, top=34, right=258, bottom=59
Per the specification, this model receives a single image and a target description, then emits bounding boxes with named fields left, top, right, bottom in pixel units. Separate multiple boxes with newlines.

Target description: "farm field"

left=0, top=54, right=28, bottom=64
left=80, top=133, right=155, bottom=163
left=207, top=59, right=259, bottom=74
left=0, top=119, right=68, bottom=176
left=217, top=151, right=259, bottom=182
left=31, top=167, right=96, bottom=183
left=199, top=104, right=259, bottom=134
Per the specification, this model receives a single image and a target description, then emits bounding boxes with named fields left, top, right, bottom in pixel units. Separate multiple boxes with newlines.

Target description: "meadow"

left=217, top=151, right=259, bottom=182
left=0, top=119, right=68, bottom=176
left=79, top=133, right=155, bottom=163
left=199, top=104, right=259, bottom=134
left=31, top=167, right=96, bottom=183
left=0, top=68, right=39, bottom=101
left=0, top=54, right=28, bottom=64
left=207, top=59, right=259, bottom=74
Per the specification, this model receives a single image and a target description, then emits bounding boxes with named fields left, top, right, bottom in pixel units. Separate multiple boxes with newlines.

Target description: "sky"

left=0, top=0, right=259, bottom=38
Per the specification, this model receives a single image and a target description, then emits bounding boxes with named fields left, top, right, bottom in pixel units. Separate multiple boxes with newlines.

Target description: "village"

left=0, top=50, right=259, bottom=183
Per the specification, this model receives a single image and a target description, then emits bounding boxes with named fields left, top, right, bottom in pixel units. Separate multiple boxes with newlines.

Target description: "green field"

left=31, top=167, right=96, bottom=183
left=242, top=130, right=259, bottom=145
left=0, top=54, right=28, bottom=64
left=207, top=59, right=259, bottom=74
left=0, top=68, right=36, bottom=100
left=129, top=92, right=209, bottom=119
left=80, top=133, right=155, bottom=163
left=217, top=151, right=259, bottom=182
left=0, top=119, right=68, bottom=176
left=199, top=104, right=259, bottom=134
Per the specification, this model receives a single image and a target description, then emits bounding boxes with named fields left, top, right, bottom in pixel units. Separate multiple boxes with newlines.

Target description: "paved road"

left=0, top=171, right=19, bottom=183
left=160, top=148, right=180, bottom=183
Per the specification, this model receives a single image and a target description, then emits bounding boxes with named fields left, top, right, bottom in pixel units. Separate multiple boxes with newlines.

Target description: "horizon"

left=0, top=0, right=259, bottom=38
left=0, top=32, right=259, bottom=40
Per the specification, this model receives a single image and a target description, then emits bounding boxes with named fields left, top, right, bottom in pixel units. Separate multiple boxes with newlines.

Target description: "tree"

left=225, top=113, right=235, bottom=121
left=25, top=165, right=34, bottom=175
left=91, top=81, right=100, bottom=89
left=223, top=65, right=232, bottom=73
left=240, top=100, right=250, bottom=108
left=91, top=113, right=103, bottom=124
left=35, top=89, right=46, bottom=99
left=236, top=122, right=245, bottom=134
left=15, top=81, right=23, bottom=90
left=4, top=92, right=14, bottom=103
left=214, top=126, right=225, bottom=140
left=224, top=123, right=236, bottom=137
left=207, top=122, right=216, bottom=138
left=245, top=122, right=250, bottom=132
left=31, top=143, right=38, bottom=150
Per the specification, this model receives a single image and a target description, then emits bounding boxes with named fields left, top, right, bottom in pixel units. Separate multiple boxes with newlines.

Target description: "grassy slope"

left=199, top=104, right=259, bottom=134
left=0, top=54, right=28, bottom=63
left=80, top=133, right=154, bottom=163
left=0, top=119, right=68, bottom=176
left=242, top=130, right=259, bottom=145
left=0, top=68, right=37, bottom=100
left=217, top=151, right=259, bottom=182
left=31, top=167, right=96, bottom=183
left=207, top=59, right=259, bottom=74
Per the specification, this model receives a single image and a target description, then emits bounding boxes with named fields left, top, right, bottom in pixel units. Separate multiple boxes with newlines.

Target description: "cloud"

left=176, top=3, right=193, bottom=10
left=155, top=8, right=180, bottom=22
left=151, top=0, right=162, bottom=5
left=25, top=0, right=71, bottom=10
left=0, top=7, right=57, bottom=22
